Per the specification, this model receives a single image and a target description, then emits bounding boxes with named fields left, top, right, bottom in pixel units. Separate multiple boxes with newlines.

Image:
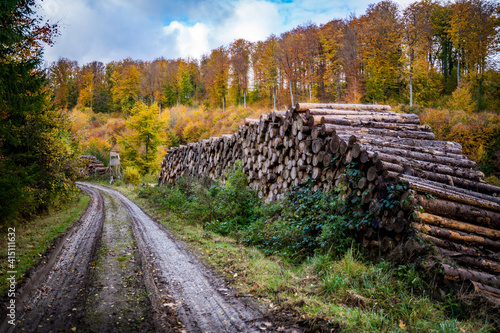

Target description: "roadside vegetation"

left=0, top=193, right=90, bottom=296
left=110, top=167, right=497, bottom=332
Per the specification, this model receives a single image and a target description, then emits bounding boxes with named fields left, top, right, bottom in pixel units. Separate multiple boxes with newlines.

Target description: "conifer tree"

left=0, top=0, right=77, bottom=225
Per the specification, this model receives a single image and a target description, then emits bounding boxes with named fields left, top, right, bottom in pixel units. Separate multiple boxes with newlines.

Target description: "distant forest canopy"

left=48, top=0, right=500, bottom=114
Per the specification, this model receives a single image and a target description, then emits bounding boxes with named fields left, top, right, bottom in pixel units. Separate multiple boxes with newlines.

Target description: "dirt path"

left=1, top=184, right=105, bottom=333
left=81, top=192, right=155, bottom=332
left=79, top=182, right=278, bottom=333
left=2, top=182, right=299, bottom=332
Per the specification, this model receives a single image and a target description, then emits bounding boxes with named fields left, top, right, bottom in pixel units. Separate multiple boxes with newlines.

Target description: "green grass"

left=116, top=183, right=496, bottom=333
left=0, top=192, right=90, bottom=296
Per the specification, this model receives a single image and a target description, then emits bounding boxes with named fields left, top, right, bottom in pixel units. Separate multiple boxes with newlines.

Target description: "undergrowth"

left=0, top=192, right=90, bottom=297
left=132, top=164, right=497, bottom=331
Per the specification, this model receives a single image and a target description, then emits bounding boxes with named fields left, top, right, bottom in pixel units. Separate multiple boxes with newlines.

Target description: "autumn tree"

left=299, top=23, right=320, bottom=102
left=177, top=61, right=194, bottom=105
left=78, top=70, right=94, bottom=110
left=161, top=59, right=180, bottom=108
left=48, top=58, right=79, bottom=109
left=403, top=0, right=442, bottom=106
left=276, top=31, right=301, bottom=105
left=449, top=0, right=499, bottom=110
left=140, top=59, right=164, bottom=106
left=319, top=20, right=344, bottom=102
left=340, top=15, right=363, bottom=103
left=110, top=59, right=141, bottom=113
left=119, top=102, right=166, bottom=174
left=202, top=47, right=229, bottom=109
left=229, top=39, right=251, bottom=107
left=360, top=1, right=403, bottom=104
left=252, top=36, right=279, bottom=109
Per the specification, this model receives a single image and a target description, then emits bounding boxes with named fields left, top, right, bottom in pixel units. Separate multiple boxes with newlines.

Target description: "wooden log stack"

left=158, top=103, right=500, bottom=298
left=79, top=155, right=109, bottom=176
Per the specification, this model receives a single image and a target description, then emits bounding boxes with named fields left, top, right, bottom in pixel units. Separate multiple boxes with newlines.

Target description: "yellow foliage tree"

left=119, top=102, right=166, bottom=174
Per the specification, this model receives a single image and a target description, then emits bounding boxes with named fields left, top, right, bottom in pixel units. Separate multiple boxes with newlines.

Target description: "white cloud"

left=162, top=0, right=282, bottom=59
left=216, top=0, right=282, bottom=43
left=163, top=21, right=210, bottom=59
left=36, top=0, right=420, bottom=65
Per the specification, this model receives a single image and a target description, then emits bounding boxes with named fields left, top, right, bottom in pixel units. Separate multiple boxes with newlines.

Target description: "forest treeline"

left=1, top=0, right=499, bottom=225
left=49, top=0, right=500, bottom=113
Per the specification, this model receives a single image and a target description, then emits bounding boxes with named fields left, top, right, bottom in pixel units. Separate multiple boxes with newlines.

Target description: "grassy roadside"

left=0, top=192, right=90, bottom=296
left=108, top=178, right=495, bottom=333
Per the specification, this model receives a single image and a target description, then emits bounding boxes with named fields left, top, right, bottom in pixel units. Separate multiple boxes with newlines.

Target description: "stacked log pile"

left=158, top=103, right=500, bottom=298
left=79, top=155, right=108, bottom=176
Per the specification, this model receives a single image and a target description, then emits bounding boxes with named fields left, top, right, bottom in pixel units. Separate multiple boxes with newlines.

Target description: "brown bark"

left=306, top=109, right=398, bottom=117
left=413, top=222, right=500, bottom=250
left=416, top=195, right=500, bottom=229
left=442, top=264, right=500, bottom=288
left=372, top=151, right=483, bottom=182
left=322, top=124, right=435, bottom=140
left=436, top=248, right=500, bottom=274
left=471, top=281, right=500, bottom=298
left=402, top=174, right=497, bottom=204
left=336, top=133, right=463, bottom=155
left=355, top=143, right=476, bottom=169
left=318, top=115, right=422, bottom=126
left=401, top=176, right=500, bottom=212
left=295, top=103, right=391, bottom=112
left=417, top=212, right=500, bottom=239
left=417, top=233, right=483, bottom=257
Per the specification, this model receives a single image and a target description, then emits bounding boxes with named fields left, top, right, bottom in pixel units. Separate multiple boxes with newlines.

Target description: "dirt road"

left=2, top=182, right=291, bottom=332
left=1, top=184, right=105, bottom=332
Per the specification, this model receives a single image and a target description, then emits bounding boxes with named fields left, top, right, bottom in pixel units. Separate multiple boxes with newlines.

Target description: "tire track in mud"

left=0, top=184, right=104, bottom=333
left=81, top=192, right=155, bottom=332
left=80, top=182, right=276, bottom=333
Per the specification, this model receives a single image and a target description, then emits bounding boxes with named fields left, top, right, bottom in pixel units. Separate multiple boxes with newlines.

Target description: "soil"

left=82, top=192, right=155, bottom=332
left=1, top=182, right=305, bottom=333
left=0, top=184, right=105, bottom=333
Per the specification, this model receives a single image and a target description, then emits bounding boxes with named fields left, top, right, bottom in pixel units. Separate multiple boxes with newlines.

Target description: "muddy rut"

left=80, top=182, right=272, bottom=333
left=1, top=184, right=105, bottom=333
left=2, top=182, right=286, bottom=332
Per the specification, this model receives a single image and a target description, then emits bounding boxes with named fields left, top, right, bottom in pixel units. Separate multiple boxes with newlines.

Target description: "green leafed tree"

left=360, top=1, right=404, bottom=104
left=110, top=59, right=141, bottom=113
left=0, top=0, right=79, bottom=225
left=119, top=102, right=166, bottom=174
left=48, top=58, right=79, bottom=110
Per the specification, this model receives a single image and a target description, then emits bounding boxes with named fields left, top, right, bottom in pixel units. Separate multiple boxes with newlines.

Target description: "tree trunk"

left=416, top=195, right=500, bottom=229
left=371, top=151, right=483, bottom=182
left=416, top=212, right=500, bottom=240
left=442, top=264, right=500, bottom=288
left=413, top=223, right=500, bottom=251
left=321, top=124, right=435, bottom=140
left=295, top=103, right=390, bottom=112
left=437, top=248, right=500, bottom=274
left=410, top=71, right=413, bottom=106
left=336, top=133, right=463, bottom=155
left=273, top=87, right=277, bottom=111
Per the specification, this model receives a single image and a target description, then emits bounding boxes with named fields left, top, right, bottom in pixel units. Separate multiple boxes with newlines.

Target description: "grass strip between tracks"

left=107, top=182, right=496, bottom=333
left=0, top=193, right=90, bottom=297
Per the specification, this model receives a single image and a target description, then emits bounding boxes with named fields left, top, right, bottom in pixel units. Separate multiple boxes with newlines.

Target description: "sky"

left=36, top=0, right=414, bottom=66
